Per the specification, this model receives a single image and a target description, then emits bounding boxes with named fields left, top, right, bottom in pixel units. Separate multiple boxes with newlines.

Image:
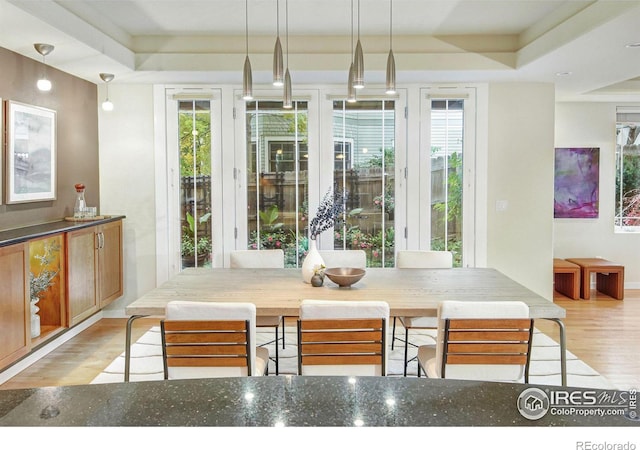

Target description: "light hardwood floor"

left=1, top=290, right=639, bottom=391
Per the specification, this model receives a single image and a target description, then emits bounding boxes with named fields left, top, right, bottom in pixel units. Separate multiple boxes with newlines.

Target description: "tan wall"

left=0, top=46, right=98, bottom=230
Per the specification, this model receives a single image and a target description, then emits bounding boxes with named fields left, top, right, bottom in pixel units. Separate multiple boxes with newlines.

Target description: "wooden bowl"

left=324, top=267, right=366, bottom=288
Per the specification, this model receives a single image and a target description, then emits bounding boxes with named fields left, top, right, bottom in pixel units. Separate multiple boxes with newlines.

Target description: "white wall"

left=98, top=84, right=158, bottom=315
left=487, top=83, right=556, bottom=300
left=554, top=102, right=640, bottom=288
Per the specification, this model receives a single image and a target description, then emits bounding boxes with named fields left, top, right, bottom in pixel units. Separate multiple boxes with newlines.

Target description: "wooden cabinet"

left=98, top=220, right=124, bottom=308
left=67, top=220, right=123, bottom=326
left=0, top=243, right=30, bottom=369
left=0, top=217, right=124, bottom=372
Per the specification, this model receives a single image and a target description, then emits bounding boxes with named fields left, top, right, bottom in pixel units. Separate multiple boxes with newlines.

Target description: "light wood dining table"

left=124, top=267, right=568, bottom=384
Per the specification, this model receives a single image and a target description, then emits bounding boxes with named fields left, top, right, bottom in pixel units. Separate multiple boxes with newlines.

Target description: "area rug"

left=91, top=325, right=616, bottom=389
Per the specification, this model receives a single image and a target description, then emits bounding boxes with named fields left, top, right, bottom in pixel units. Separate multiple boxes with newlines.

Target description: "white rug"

left=91, top=325, right=616, bottom=389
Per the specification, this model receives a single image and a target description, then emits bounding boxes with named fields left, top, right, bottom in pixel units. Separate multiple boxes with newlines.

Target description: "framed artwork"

left=5, top=101, right=57, bottom=204
left=554, top=147, right=599, bottom=218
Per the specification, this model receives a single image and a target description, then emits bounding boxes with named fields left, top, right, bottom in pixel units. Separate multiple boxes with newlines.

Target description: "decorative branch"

left=30, top=240, right=60, bottom=300
left=309, top=186, right=344, bottom=240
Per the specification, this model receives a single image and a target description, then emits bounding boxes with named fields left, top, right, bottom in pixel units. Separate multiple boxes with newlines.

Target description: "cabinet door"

left=0, top=243, right=30, bottom=369
left=98, top=220, right=123, bottom=307
left=67, top=226, right=99, bottom=325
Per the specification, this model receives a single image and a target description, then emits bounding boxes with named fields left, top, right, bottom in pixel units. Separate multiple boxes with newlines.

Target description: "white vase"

left=302, top=239, right=325, bottom=283
left=30, top=297, right=41, bottom=338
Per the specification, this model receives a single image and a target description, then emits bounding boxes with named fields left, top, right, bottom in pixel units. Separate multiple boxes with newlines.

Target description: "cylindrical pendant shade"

left=353, top=39, right=364, bottom=89
left=386, top=49, right=396, bottom=95
left=273, top=37, right=284, bottom=86
left=283, top=68, right=292, bottom=109
left=243, top=55, right=253, bottom=100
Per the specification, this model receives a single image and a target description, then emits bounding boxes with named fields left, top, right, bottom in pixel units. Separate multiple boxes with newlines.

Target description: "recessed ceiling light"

left=625, top=42, right=640, bottom=48
left=556, top=71, right=572, bottom=77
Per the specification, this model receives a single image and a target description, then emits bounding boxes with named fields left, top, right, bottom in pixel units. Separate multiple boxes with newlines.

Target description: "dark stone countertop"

left=0, top=376, right=637, bottom=427
left=0, top=215, right=126, bottom=247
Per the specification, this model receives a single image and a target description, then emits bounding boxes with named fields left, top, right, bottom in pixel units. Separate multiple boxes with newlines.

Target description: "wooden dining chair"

left=417, top=300, right=533, bottom=383
left=393, top=250, right=453, bottom=376
left=297, top=299, right=389, bottom=376
left=318, top=250, right=367, bottom=268
left=229, top=249, right=285, bottom=375
left=161, top=301, right=269, bottom=379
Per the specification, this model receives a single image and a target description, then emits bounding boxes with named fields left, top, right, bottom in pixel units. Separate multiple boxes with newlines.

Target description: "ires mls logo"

left=517, top=388, right=550, bottom=420
left=517, top=387, right=638, bottom=421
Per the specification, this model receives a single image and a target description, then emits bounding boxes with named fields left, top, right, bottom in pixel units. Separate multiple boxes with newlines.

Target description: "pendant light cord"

left=389, top=0, right=393, bottom=49
left=286, top=0, right=289, bottom=68
left=276, top=0, right=280, bottom=39
left=351, top=0, right=354, bottom=55
left=245, top=0, right=249, bottom=56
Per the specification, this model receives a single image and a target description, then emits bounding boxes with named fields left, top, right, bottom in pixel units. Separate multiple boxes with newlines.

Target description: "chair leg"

left=403, top=326, right=409, bottom=377
left=391, top=317, right=397, bottom=350
left=282, top=318, right=286, bottom=350
left=274, top=326, right=279, bottom=375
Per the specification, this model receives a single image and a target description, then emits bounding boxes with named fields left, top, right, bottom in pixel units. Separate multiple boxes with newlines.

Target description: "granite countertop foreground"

left=0, top=376, right=637, bottom=427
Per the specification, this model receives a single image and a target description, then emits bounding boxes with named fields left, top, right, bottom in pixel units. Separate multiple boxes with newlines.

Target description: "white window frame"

left=419, top=86, right=477, bottom=267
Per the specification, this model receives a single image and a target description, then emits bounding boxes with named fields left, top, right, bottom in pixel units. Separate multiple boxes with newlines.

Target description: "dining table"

left=124, top=267, right=567, bottom=384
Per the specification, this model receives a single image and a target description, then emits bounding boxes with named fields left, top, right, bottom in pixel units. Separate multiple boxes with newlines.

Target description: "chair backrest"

left=318, top=250, right=367, bottom=269
left=396, top=250, right=453, bottom=268
left=229, top=249, right=285, bottom=268
left=162, top=301, right=258, bottom=379
left=434, top=300, right=532, bottom=382
left=298, top=299, right=389, bottom=376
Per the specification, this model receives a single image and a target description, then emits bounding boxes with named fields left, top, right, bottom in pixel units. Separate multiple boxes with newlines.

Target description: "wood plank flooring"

left=1, top=290, right=639, bottom=391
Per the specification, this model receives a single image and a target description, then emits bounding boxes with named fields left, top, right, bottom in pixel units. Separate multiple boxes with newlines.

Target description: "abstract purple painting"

left=554, top=147, right=599, bottom=218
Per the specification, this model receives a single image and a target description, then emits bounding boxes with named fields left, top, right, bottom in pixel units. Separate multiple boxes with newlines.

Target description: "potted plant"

left=181, top=211, right=212, bottom=267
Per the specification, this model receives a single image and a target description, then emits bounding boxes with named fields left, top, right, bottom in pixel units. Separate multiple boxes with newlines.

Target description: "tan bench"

left=553, top=258, right=581, bottom=300
left=565, top=258, right=625, bottom=300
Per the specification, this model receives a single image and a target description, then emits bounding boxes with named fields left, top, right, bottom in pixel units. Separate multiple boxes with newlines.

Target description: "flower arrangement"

left=30, top=240, right=60, bottom=300
left=309, top=186, right=344, bottom=240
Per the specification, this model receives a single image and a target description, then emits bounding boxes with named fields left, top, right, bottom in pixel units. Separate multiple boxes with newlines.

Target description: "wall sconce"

left=34, top=43, right=54, bottom=92
left=99, top=73, right=115, bottom=111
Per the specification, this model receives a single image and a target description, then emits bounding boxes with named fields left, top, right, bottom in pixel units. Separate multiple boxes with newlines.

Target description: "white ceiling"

left=2, top=0, right=640, bottom=101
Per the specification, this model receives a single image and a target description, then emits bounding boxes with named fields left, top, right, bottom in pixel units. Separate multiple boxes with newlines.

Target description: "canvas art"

left=554, top=147, right=599, bottom=218
left=6, top=101, right=57, bottom=204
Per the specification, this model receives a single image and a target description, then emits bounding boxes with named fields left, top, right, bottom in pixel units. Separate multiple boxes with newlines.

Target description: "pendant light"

left=352, top=0, right=364, bottom=89
left=347, top=0, right=356, bottom=103
left=283, top=0, right=292, bottom=109
left=99, top=73, right=115, bottom=111
left=386, top=0, right=396, bottom=95
left=242, top=0, right=253, bottom=100
left=34, top=43, right=54, bottom=92
left=273, top=0, right=284, bottom=87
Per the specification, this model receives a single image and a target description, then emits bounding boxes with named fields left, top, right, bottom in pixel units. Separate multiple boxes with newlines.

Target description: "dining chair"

left=393, top=250, right=454, bottom=376
left=318, top=250, right=367, bottom=269
left=160, top=300, right=269, bottom=379
left=417, top=300, right=533, bottom=382
left=229, top=249, right=285, bottom=375
left=297, top=299, right=389, bottom=376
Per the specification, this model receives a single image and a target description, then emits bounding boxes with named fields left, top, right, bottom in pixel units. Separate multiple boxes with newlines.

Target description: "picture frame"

left=5, top=101, right=57, bottom=204
left=554, top=147, right=599, bottom=219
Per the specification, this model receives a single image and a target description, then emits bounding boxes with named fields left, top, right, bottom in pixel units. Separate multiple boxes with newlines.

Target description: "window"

left=615, top=109, right=640, bottom=230
left=430, top=99, right=464, bottom=266
left=333, top=99, right=396, bottom=267
left=179, top=100, right=212, bottom=268
left=267, top=140, right=308, bottom=172
left=245, top=100, right=308, bottom=266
